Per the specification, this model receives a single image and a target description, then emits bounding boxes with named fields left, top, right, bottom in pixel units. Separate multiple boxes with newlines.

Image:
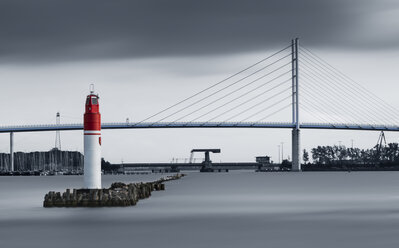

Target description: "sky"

left=1, top=0, right=399, bottom=163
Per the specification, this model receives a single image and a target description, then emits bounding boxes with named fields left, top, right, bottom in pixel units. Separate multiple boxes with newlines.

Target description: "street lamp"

left=278, top=145, right=281, bottom=164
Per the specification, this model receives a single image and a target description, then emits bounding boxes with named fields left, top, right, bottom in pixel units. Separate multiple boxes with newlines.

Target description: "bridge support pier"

left=291, top=38, right=301, bottom=171
left=291, top=129, right=300, bottom=171
left=10, top=132, right=14, bottom=172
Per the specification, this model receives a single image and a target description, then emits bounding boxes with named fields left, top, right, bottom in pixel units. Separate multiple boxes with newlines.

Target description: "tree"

left=336, top=145, right=348, bottom=162
left=303, top=149, right=309, bottom=164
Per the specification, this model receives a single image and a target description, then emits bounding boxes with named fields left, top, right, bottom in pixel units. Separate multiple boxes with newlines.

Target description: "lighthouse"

left=84, top=87, right=102, bottom=189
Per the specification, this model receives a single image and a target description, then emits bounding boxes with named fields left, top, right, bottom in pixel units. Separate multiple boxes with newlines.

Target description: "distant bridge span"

left=0, top=122, right=399, bottom=133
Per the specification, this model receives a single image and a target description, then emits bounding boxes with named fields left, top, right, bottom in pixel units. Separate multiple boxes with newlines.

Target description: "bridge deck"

left=0, top=122, right=398, bottom=133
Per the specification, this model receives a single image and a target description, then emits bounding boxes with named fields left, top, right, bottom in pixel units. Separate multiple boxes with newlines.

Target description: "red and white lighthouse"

left=84, top=87, right=102, bottom=189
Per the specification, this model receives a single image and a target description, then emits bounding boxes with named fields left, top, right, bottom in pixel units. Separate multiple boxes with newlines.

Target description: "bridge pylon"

left=291, top=38, right=301, bottom=171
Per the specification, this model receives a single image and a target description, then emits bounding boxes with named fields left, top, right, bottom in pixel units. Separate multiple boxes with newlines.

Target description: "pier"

left=43, top=174, right=184, bottom=207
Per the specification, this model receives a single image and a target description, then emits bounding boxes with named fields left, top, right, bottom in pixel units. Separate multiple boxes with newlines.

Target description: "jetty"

left=43, top=173, right=184, bottom=207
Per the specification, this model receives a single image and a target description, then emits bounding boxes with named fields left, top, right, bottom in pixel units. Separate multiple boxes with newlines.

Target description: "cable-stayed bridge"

left=2, top=39, right=399, bottom=171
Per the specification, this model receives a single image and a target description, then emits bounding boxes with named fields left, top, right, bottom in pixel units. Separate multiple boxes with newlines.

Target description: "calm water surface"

left=1, top=171, right=399, bottom=248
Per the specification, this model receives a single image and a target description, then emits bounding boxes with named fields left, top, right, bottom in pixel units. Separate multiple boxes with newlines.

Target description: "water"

left=1, top=171, right=399, bottom=248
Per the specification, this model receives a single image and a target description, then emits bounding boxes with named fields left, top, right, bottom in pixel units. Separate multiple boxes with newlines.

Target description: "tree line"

left=303, top=143, right=399, bottom=168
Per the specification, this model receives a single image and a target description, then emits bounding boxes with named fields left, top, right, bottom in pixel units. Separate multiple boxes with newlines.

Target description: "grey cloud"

left=0, top=0, right=398, bottom=62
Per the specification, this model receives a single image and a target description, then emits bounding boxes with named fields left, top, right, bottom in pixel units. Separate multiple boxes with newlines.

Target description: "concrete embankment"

left=43, top=173, right=185, bottom=207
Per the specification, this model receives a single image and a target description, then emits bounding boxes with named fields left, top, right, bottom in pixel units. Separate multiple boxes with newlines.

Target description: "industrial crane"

left=190, top=149, right=221, bottom=172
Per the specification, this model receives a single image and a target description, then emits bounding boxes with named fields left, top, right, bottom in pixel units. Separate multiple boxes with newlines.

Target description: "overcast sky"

left=1, top=0, right=399, bottom=163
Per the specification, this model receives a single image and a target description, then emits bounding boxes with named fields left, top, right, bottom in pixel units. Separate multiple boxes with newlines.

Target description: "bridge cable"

left=189, top=77, right=292, bottom=123
left=201, top=84, right=292, bottom=124
left=152, top=58, right=292, bottom=124
left=299, top=51, right=398, bottom=123
left=235, top=94, right=292, bottom=122
left=299, top=102, right=337, bottom=124
left=255, top=103, right=292, bottom=123
left=299, top=58, right=395, bottom=124
left=299, top=70, right=377, bottom=124
left=299, top=46, right=399, bottom=124
left=135, top=44, right=291, bottom=125
left=299, top=69, right=376, bottom=123
left=216, top=88, right=290, bottom=123
left=299, top=85, right=352, bottom=123
left=298, top=62, right=382, bottom=124
left=300, top=45, right=399, bottom=115
left=299, top=85, right=350, bottom=123
left=299, top=90, right=348, bottom=123
left=170, top=69, right=292, bottom=124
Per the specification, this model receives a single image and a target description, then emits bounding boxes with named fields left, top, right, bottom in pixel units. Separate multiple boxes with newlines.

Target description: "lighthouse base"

left=84, top=134, right=102, bottom=189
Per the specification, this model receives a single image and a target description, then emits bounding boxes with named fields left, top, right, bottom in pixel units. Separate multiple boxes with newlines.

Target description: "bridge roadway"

left=0, top=122, right=398, bottom=133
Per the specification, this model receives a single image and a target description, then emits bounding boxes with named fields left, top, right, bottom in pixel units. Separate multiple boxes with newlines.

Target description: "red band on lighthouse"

left=84, top=95, right=101, bottom=131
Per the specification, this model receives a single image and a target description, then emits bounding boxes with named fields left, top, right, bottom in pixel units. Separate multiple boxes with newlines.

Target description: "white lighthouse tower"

left=83, top=87, right=102, bottom=189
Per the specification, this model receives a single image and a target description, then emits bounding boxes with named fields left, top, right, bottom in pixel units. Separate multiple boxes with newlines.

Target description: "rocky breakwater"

left=43, top=173, right=185, bottom=207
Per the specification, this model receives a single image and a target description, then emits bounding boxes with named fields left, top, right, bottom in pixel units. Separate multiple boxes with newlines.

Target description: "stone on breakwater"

left=43, top=173, right=184, bottom=208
